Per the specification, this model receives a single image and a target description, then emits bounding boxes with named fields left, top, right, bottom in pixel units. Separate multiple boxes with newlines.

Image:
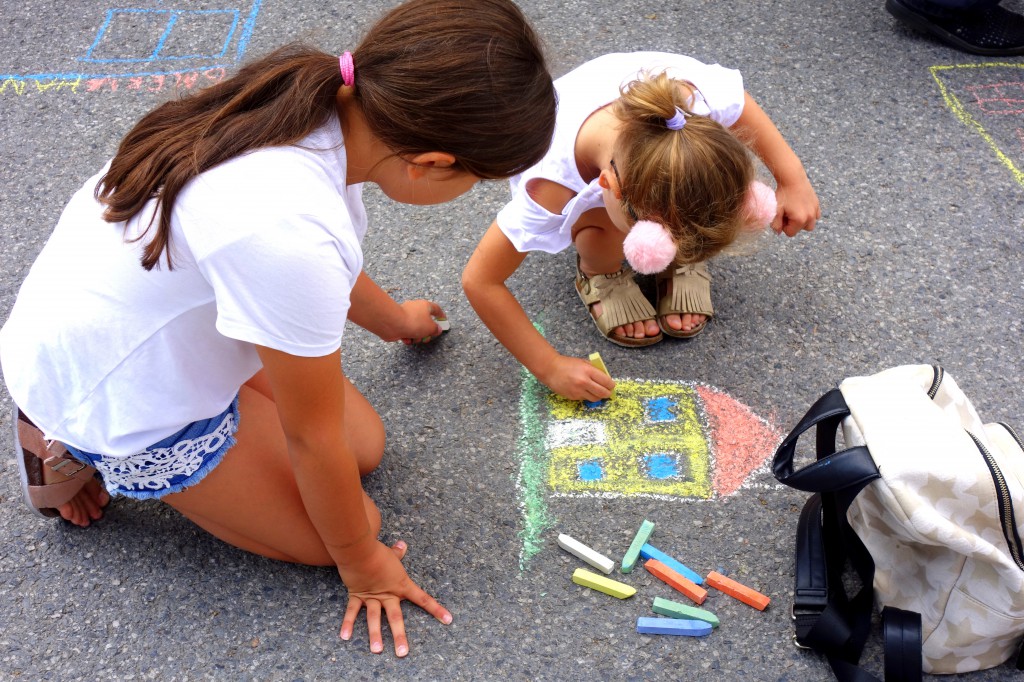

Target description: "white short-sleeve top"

left=0, top=117, right=366, bottom=456
left=496, top=52, right=745, bottom=254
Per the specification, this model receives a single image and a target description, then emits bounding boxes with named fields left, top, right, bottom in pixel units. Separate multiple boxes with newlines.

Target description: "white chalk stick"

left=557, top=533, right=615, bottom=574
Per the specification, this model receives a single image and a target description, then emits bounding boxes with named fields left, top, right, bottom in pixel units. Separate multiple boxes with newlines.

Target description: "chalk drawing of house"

left=545, top=381, right=713, bottom=499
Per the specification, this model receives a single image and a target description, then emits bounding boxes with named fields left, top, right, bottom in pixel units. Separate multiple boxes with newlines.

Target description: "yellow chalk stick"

left=572, top=568, right=636, bottom=599
left=588, top=351, right=614, bottom=398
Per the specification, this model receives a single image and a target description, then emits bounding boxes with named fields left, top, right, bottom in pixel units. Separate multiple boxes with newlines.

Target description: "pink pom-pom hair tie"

left=623, top=220, right=677, bottom=275
left=744, top=180, right=777, bottom=231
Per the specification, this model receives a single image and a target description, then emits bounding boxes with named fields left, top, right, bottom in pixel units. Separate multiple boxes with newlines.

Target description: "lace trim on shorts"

left=68, top=396, right=239, bottom=500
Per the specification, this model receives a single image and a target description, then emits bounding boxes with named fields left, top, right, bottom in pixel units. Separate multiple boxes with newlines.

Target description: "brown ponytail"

left=614, top=71, right=754, bottom=264
left=97, top=0, right=555, bottom=270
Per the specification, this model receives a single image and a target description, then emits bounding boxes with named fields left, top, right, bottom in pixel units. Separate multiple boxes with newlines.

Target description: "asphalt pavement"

left=2, top=0, right=1023, bottom=679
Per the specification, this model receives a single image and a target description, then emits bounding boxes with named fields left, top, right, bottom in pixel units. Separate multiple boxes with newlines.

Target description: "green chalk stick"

left=652, top=596, right=720, bottom=628
left=620, top=519, right=655, bottom=573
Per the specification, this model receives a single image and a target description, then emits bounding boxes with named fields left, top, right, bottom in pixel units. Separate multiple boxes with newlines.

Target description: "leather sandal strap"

left=26, top=475, right=92, bottom=509
left=17, top=411, right=95, bottom=482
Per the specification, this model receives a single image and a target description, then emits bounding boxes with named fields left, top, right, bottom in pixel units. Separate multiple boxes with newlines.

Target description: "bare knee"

left=354, top=412, right=385, bottom=477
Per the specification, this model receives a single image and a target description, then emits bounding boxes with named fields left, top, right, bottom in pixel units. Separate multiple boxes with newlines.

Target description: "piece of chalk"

left=636, top=617, right=713, bottom=637
left=645, top=559, right=708, bottom=605
left=706, top=571, right=770, bottom=611
left=652, top=596, right=720, bottom=628
left=435, top=317, right=451, bottom=332
left=588, top=351, right=614, bottom=398
left=558, top=533, right=615, bottom=574
left=621, top=520, right=655, bottom=573
left=639, top=543, right=703, bottom=585
left=572, top=568, right=636, bottom=599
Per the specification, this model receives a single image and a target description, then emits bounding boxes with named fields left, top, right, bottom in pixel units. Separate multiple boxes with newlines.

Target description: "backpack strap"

left=781, top=389, right=923, bottom=681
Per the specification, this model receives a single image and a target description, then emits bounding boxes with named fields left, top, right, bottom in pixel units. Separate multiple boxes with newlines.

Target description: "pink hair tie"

left=339, top=51, right=355, bottom=87
left=623, top=220, right=676, bottom=275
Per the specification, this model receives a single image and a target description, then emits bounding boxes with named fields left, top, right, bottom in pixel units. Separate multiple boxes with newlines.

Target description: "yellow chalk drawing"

left=931, top=62, right=1024, bottom=187
left=1, top=77, right=82, bottom=96
left=546, top=379, right=712, bottom=498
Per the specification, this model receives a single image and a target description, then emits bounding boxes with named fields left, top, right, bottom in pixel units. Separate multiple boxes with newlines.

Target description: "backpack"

left=772, top=364, right=1024, bottom=680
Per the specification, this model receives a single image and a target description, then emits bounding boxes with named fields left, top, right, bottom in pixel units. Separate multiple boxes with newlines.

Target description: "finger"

left=383, top=599, right=410, bottom=658
left=391, top=540, right=409, bottom=561
left=430, top=302, right=446, bottom=320
left=406, top=584, right=453, bottom=625
left=339, top=597, right=363, bottom=641
left=366, top=600, right=384, bottom=654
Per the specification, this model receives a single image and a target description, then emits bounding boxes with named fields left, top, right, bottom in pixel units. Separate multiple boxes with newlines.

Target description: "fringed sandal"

left=656, top=261, right=714, bottom=339
left=13, top=407, right=99, bottom=519
left=575, top=259, right=662, bottom=348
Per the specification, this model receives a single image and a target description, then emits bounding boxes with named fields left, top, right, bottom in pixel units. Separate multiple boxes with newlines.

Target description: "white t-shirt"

left=496, top=52, right=745, bottom=254
left=0, top=117, right=366, bottom=456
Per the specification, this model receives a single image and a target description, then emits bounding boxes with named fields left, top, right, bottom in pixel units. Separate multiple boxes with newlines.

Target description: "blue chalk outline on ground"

left=640, top=543, right=704, bottom=585
left=0, top=0, right=262, bottom=81
left=81, top=9, right=241, bottom=63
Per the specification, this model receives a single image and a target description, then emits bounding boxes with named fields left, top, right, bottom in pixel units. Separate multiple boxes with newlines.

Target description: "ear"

left=405, top=152, right=458, bottom=180
left=598, top=168, right=623, bottom=200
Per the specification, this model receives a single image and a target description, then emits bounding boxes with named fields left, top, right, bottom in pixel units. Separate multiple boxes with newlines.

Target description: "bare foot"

left=51, top=476, right=110, bottom=527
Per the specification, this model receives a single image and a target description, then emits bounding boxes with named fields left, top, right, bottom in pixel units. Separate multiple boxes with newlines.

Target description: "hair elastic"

left=339, top=51, right=355, bottom=87
left=665, top=107, right=687, bottom=131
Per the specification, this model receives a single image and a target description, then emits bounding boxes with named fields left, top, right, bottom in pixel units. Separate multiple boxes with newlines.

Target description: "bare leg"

left=162, top=372, right=385, bottom=565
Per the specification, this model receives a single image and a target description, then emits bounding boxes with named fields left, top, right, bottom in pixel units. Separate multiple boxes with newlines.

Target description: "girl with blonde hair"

left=463, top=51, right=819, bottom=401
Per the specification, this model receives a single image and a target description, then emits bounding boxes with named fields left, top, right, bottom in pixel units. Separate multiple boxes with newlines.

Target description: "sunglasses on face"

left=609, top=158, right=639, bottom=222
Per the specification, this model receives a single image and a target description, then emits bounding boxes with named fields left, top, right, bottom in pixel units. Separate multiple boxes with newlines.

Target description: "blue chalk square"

left=642, top=452, right=683, bottom=480
left=644, top=396, right=678, bottom=423
left=583, top=399, right=608, bottom=410
left=576, top=459, right=605, bottom=482
left=157, top=11, right=240, bottom=60
left=83, top=9, right=172, bottom=62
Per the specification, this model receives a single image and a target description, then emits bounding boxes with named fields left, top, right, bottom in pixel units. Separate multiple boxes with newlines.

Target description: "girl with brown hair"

left=463, top=51, right=819, bottom=402
left=1, top=0, right=555, bottom=657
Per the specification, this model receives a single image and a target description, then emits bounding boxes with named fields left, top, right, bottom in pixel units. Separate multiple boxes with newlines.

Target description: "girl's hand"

left=772, top=178, right=820, bottom=237
left=338, top=539, right=452, bottom=657
left=541, top=354, right=616, bottom=402
left=383, top=299, right=445, bottom=345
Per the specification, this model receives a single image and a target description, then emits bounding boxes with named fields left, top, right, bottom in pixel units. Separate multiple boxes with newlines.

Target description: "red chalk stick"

left=644, top=559, right=707, bottom=605
left=706, top=571, right=770, bottom=611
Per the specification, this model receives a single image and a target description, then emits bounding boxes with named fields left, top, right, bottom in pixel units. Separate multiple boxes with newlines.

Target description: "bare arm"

left=462, top=222, right=614, bottom=401
left=347, top=271, right=444, bottom=343
left=255, top=346, right=450, bottom=655
left=732, top=93, right=821, bottom=236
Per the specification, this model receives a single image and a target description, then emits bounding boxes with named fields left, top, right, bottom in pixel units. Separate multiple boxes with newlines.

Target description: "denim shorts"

left=66, top=396, right=240, bottom=500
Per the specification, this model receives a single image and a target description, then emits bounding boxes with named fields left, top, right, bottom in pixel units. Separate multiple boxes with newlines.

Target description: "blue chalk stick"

left=636, top=617, right=713, bottom=637
left=639, top=544, right=704, bottom=585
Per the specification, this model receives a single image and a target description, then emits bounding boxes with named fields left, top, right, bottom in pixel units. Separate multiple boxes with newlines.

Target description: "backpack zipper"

left=966, top=430, right=1024, bottom=572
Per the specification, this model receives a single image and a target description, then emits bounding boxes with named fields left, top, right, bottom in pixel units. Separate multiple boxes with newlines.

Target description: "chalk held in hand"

left=587, top=351, right=615, bottom=399
left=636, top=616, right=713, bottom=637
left=558, top=533, right=615, bottom=574
left=621, top=519, right=655, bottom=574
left=706, top=571, right=770, bottom=611
left=572, top=568, right=636, bottom=599
left=435, top=316, right=451, bottom=332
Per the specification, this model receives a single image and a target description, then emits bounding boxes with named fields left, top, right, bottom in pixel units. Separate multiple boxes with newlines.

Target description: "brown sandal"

left=575, top=259, right=662, bottom=348
left=656, top=261, right=714, bottom=339
left=14, top=407, right=98, bottom=519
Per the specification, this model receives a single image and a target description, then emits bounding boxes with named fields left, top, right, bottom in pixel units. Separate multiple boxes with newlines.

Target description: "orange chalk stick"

left=706, top=571, right=770, bottom=611
left=644, top=559, right=707, bottom=605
